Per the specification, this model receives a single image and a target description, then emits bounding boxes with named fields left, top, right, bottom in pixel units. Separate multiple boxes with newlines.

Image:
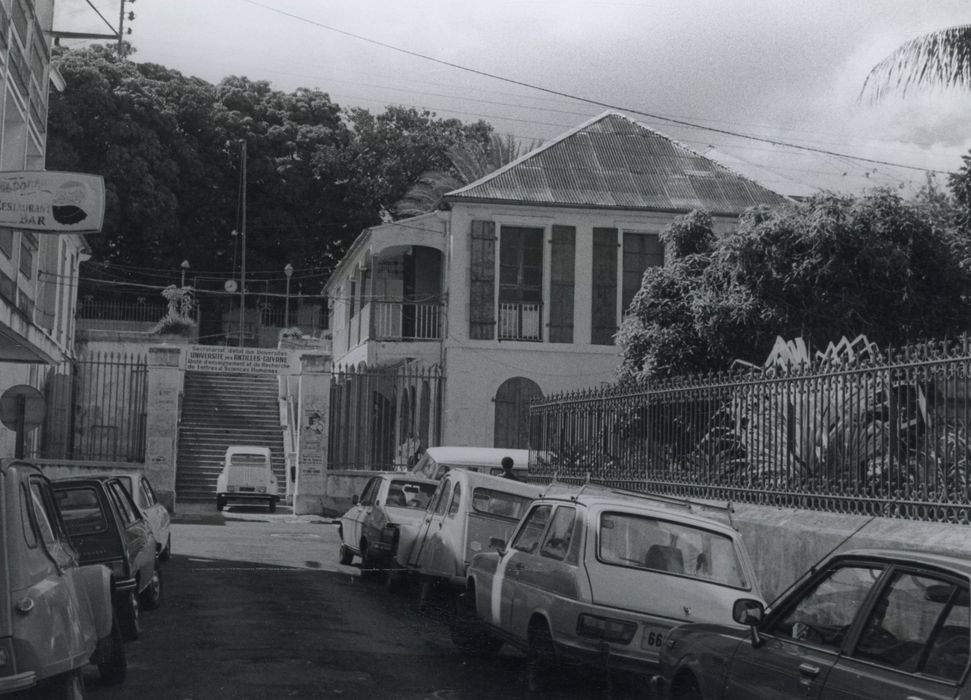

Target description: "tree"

left=618, top=190, right=971, bottom=380
left=862, top=25, right=971, bottom=100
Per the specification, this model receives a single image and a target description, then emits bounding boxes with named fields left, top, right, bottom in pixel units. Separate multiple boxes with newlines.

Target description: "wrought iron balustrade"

left=370, top=300, right=443, bottom=341
left=499, top=301, right=542, bottom=341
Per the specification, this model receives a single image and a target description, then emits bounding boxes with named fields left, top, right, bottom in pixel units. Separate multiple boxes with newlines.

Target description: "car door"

left=344, top=478, right=377, bottom=552
left=360, top=478, right=389, bottom=547
left=724, top=561, right=886, bottom=700
left=137, top=476, right=169, bottom=548
left=105, top=480, right=154, bottom=589
left=497, top=504, right=552, bottom=637
left=410, top=477, right=454, bottom=572
left=821, top=567, right=970, bottom=700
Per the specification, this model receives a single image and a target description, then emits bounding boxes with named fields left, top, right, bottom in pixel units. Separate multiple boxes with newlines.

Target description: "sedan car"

left=457, top=483, right=761, bottom=683
left=655, top=549, right=971, bottom=700
left=117, top=472, right=171, bottom=561
left=53, top=475, right=162, bottom=643
left=338, top=472, right=438, bottom=585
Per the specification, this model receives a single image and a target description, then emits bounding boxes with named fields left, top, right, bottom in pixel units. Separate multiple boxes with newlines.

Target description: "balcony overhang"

left=0, top=323, right=57, bottom=364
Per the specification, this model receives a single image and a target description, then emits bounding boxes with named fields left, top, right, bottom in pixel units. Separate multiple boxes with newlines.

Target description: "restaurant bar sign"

left=186, top=345, right=292, bottom=375
left=0, top=171, right=106, bottom=233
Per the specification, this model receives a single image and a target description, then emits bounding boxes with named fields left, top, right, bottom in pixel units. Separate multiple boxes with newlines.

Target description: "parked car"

left=454, top=483, right=761, bottom=682
left=216, top=445, right=279, bottom=512
left=654, top=548, right=971, bottom=700
left=411, top=446, right=531, bottom=480
left=338, top=472, right=439, bottom=586
left=1, top=460, right=121, bottom=696
left=53, top=475, right=162, bottom=644
left=404, top=470, right=543, bottom=592
left=117, top=472, right=171, bottom=561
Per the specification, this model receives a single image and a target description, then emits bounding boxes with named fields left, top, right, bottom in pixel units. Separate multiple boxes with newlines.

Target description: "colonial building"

left=325, top=111, right=789, bottom=464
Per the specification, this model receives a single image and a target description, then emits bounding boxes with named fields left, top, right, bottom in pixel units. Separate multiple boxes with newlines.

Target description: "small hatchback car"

left=117, top=472, right=171, bottom=561
left=216, top=445, right=279, bottom=512
left=456, top=483, right=761, bottom=679
left=53, top=475, right=162, bottom=643
left=654, top=549, right=971, bottom=700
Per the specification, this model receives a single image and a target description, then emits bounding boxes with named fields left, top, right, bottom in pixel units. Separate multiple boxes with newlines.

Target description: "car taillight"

left=383, top=524, right=400, bottom=551
left=258, top=487, right=266, bottom=493
left=577, top=614, right=637, bottom=644
left=0, top=637, right=15, bottom=676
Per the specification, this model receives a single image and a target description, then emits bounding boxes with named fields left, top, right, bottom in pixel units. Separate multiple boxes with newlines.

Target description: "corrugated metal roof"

left=447, top=111, right=789, bottom=213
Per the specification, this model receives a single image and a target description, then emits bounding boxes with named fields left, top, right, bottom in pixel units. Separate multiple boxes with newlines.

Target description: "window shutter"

left=549, top=225, right=575, bottom=343
left=591, top=227, right=618, bottom=345
left=469, top=220, right=496, bottom=340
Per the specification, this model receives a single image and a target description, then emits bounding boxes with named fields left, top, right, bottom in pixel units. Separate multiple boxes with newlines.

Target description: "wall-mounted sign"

left=185, top=345, right=292, bottom=375
left=0, top=171, right=105, bottom=233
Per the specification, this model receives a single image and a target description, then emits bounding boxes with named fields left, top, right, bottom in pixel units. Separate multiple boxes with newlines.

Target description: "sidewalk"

left=172, top=500, right=337, bottom=524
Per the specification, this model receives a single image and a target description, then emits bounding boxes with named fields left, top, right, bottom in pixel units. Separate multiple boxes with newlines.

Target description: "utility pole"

left=238, top=141, right=247, bottom=347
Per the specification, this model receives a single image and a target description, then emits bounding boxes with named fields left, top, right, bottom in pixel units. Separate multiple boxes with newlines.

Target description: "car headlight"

left=577, top=613, right=637, bottom=644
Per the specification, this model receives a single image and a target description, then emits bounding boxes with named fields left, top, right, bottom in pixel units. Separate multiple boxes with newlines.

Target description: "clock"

left=224, top=280, right=238, bottom=293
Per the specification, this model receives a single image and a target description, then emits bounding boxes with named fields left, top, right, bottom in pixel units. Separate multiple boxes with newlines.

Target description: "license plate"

left=239, top=487, right=255, bottom=492
left=640, top=626, right=666, bottom=651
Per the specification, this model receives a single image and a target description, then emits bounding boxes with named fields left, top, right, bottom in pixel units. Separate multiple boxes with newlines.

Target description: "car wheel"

left=527, top=619, right=557, bottom=691
left=160, top=533, right=171, bottom=562
left=98, top=618, right=128, bottom=685
left=216, top=495, right=226, bottom=512
left=673, top=675, right=703, bottom=700
left=268, top=497, right=277, bottom=513
left=450, top=592, right=503, bottom=656
left=118, top=590, right=141, bottom=642
left=360, top=540, right=377, bottom=579
left=47, top=668, right=84, bottom=700
left=385, top=566, right=408, bottom=595
left=339, top=543, right=354, bottom=565
left=139, top=566, right=163, bottom=610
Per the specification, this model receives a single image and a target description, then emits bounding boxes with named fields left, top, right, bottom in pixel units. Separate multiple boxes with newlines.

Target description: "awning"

left=0, top=325, right=57, bottom=364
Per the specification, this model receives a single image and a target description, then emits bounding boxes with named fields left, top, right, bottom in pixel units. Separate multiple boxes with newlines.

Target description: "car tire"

left=672, top=675, right=703, bottom=700
left=360, top=540, right=377, bottom=579
left=386, top=567, right=408, bottom=595
left=48, top=668, right=84, bottom=700
left=339, top=543, right=354, bottom=565
left=450, top=592, right=503, bottom=656
left=216, top=495, right=226, bottom=512
left=160, top=533, right=172, bottom=562
left=140, top=566, right=163, bottom=611
left=98, top=618, right=128, bottom=685
left=268, top=497, right=277, bottom=513
left=527, top=619, right=557, bottom=691
left=118, top=590, right=141, bottom=642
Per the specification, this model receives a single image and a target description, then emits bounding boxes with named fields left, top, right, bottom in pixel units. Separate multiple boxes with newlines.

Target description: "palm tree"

left=862, top=25, right=971, bottom=100
left=395, top=133, right=535, bottom=218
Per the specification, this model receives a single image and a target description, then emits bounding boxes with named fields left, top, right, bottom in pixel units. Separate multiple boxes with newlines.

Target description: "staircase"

left=176, top=372, right=286, bottom=504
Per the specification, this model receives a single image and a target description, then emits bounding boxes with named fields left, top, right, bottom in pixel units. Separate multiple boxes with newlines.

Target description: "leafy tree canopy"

left=47, top=46, right=495, bottom=294
left=618, top=189, right=971, bottom=381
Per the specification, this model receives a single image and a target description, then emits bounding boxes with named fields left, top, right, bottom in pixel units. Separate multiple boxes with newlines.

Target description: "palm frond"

left=862, top=24, right=971, bottom=101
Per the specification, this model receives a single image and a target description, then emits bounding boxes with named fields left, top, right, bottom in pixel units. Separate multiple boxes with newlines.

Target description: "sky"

left=52, top=0, right=971, bottom=197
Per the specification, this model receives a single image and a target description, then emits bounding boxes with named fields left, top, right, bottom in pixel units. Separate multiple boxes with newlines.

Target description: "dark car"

left=53, top=475, right=162, bottom=643
left=654, top=549, right=971, bottom=700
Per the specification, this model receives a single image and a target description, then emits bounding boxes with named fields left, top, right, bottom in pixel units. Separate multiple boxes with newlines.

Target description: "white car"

left=216, top=446, right=279, bottom=512
left=118, top=472, right=172, bottom=561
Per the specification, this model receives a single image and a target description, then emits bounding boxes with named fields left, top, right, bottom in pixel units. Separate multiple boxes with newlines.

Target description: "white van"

left=215, top=446, right=279, bottom=512
left=411, top=446, right=531, bottom=480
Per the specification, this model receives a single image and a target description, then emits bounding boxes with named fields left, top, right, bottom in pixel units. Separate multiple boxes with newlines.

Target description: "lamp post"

left=180, top=260, right=190, bottom=288
left=284, top=263, right=294, bottom=327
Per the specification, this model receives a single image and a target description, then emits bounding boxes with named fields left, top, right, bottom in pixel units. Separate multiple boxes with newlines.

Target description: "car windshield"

left=598, top=512, right=748, bottom=589
left=55, top=486, right=108, bottom=536
left=472, top=488, right=533, bottom=521
left=230, top=454, right=267, bottom=467
left=387, top=480, right=437, bottom=510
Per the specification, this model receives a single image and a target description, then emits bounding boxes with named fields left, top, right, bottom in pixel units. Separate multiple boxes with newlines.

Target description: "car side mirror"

left=352, top=494, right=359, bottom=506
left=732, top=598, right=765, bottom=648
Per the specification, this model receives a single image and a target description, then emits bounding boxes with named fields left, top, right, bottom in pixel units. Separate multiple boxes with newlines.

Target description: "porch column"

left=145, top=346, right=183, bottom=512
left=295, top=352, right=331, bottom=514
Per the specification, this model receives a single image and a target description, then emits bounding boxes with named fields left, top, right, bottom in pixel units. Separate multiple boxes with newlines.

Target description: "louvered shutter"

left=591, top=227, right=618, bottom=345
left=549, top=225, right=576, bottom=343
left=469, top=220, right=496, bottom=340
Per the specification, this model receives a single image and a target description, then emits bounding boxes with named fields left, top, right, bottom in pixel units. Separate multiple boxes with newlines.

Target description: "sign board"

left=0, top=384, right=45, bottom=431
left=185, top=345, right=292, bottom=375
left=0, top=171, right=105, bottom=234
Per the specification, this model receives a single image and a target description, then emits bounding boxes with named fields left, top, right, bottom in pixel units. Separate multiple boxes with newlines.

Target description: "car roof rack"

left=543, top=476, right=735, bottom=528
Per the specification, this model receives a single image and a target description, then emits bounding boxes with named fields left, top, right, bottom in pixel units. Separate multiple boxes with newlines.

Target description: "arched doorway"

left=494, top=377, right=543, bottom=449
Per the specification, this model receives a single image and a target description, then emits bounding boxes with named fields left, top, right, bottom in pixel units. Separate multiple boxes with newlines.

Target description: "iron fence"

left=530, top=338, right=971, bottom=523
left=328, top=362, right=444, bottom=471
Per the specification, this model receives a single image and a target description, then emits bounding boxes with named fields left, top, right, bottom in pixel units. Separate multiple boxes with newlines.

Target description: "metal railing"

left=499, top=301, right=542, bottom=341
left=77, top=298, right=175, bottom=322
left=370, top=301, right=443, bottom=341
left=530, top=338, right=971, bottom=523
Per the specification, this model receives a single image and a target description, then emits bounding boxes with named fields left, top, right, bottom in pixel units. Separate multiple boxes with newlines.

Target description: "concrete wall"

left=306, top=469, right=376, bottom=517
left=29, top=458, right=143, bottom=481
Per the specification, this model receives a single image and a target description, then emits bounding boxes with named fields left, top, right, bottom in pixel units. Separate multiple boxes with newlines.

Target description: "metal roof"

left=447, top=111, right=789, bottom=214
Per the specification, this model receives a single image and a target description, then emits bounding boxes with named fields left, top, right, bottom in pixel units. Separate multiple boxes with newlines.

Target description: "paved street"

left=81, top=506, right=642, bottom=699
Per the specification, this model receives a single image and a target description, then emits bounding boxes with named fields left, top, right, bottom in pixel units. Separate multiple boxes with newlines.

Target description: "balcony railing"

left=499, top=302, right=542, bottom=341
left=371, top=301, right=443, bottom=341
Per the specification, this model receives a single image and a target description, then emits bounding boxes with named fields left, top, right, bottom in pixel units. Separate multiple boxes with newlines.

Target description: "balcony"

left=370, top=301, right=443, bottom=341
left=499, top=302, right=542, bottom=341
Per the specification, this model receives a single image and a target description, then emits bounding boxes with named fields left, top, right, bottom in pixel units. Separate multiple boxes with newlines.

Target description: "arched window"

left=494, top=377, right=543, bottom=449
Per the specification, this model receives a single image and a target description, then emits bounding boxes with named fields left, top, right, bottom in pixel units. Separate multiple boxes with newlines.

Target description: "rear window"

left=473, top=488, right=533, bottom=521
left=55, top=486, right=108, bottom=536
left=386, top=480, right=437, bottom=510
left=230, top=454, right=268, bottom=467
left=598, top=512, right=749, bottom=589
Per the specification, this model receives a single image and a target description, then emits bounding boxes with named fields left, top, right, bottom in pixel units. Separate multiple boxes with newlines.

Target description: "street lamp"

left=180, top=260, right=190, bottom=288
left=284, top=263, right=294, bottom=326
